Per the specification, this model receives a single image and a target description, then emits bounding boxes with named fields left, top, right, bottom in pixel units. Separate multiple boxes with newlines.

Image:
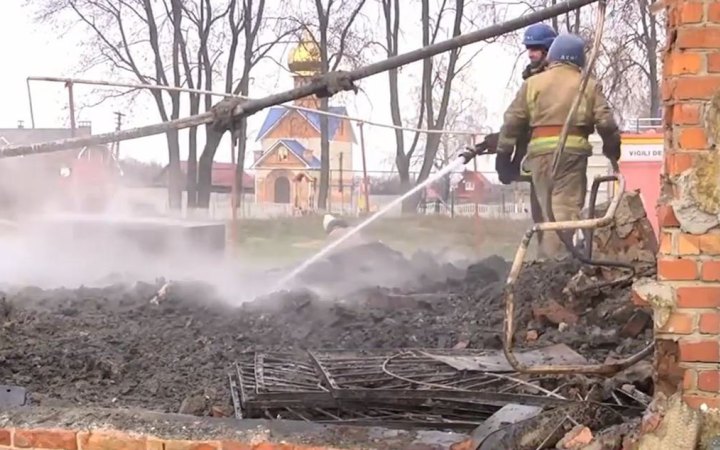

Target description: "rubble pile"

left=0, top=244, right=653, bottom=420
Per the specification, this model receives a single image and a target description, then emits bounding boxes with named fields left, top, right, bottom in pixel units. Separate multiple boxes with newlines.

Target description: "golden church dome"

left=288, top=30, right=322, bottom=76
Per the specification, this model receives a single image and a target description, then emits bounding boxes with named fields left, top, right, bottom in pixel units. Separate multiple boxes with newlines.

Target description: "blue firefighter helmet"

left=547, top=33, right=586, bottom=68
left=522, top=23, right=557, bottom=50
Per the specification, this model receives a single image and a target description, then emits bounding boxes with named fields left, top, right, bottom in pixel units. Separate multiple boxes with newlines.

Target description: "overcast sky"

left=0, top=1, right=541, bottom=176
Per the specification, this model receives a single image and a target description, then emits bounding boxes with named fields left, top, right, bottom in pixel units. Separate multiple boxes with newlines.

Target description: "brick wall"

left=0, top=427, right=345, bottom=450
left=644, top=0, right=720, bottom=409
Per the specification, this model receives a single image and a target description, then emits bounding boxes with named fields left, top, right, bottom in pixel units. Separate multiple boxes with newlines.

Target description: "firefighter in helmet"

left=497, top=33, right=622, bottom=259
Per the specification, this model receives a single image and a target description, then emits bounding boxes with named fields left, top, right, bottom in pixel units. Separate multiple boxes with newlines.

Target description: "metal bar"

left=550, top=0, right=607, bottom=177
left=5, top=0, right=599, bottom=159
left=29, top=76, right=477, bottom=137
left=229, top=127, right=238, bottom=254
left=66, top=81, right=76, bottom=137
left=359, top=123, right=370, bottom=214
left=26, top=79, right=35, bottom=128
left=503, top=173, right=654, bottom=375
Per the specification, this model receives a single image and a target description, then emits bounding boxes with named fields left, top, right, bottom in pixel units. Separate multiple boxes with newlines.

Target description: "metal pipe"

left=229, top=128, right=238, bottom=254
left=358, top=123, right=370, bottom=214
left=502, top=173, right=653, bottom=375
left=66, top=81, right=76, bottom=136
left=26, top=79, right=36, bottom=128
left=6, top=0, right=601, bottom=159
left=550, top=0, right=607, bottom=177
left=27, top=76, right=479, bottom=137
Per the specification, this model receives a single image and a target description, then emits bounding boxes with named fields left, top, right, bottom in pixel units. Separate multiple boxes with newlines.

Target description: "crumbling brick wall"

left=637, top=0, right=720, bottom=409
left=0, top=427, right=343, bottom=450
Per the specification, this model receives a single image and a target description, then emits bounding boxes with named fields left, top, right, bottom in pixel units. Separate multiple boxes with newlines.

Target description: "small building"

left=251, top=32, right=355, bottom=210
left=424, top=170, right=494, bottom=203
left=0, top=122, right=121, bottom=213
left=178, top=162, right=254, bottom=195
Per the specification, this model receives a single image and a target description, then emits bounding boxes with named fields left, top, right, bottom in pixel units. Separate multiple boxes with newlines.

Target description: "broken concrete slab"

left=635, top=394, right=701, bottom=450
left=0, top=386, right=25, bottom=408
left=422, top=344, right=587, bottom=372
left=632, top=278, right=676, bottom=329
left=469, top=404, right=543, bottom=448
left=0, top=405, right=468, bottom=449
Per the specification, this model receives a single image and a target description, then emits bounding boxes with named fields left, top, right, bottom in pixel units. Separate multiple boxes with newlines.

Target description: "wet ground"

left=0, top=243, right=651, bottom=416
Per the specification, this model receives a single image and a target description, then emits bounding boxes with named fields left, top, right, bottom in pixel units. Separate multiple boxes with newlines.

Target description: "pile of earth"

left=0, top=244, right=651, bottom=416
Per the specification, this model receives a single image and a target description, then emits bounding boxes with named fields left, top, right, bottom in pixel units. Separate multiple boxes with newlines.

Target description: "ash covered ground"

left=0, top=242, right=651, bottom=416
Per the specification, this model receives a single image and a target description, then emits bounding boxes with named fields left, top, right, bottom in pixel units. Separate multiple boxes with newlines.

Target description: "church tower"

left=287, top=31, right=322, bottom=110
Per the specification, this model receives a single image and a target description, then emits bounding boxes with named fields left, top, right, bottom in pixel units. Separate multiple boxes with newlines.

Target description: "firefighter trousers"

left=524, top=152, right=588, bottom=259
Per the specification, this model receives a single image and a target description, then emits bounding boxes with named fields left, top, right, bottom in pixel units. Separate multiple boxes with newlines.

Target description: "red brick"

left=702, top=261, right=720, bottom=281
left=79, top=431, right=145, bottom=450
left=0, top=429, right=10, bottom=446
left=673, top=103, right=702, bottom=124
left=680, top=2, right=705, bottom=23
left=683, top=394, right=720, bottom=409
left=657, top=204, right=680, bottom=227
left=698, top=371, right=720, bottom=392
left=677, top=28, right=720, bottom=50
left=700, top=234, right=720, bottom=255
left=662, top=78, right=677, bottom=101
left=632, top=289, right=650, bottom=306
left=14, top=429, right=77, bottom=449
left=710, top=3, right=720, bottom=22
left=679, top=340, right=720, bottom=362
left=709, top=54, right=720, bottom=73
left=163, top=441, right=219, bottom=450
left=677, top=286, right=720, bottom=307
left=220, top=442, right=253, bottom=450
left=684, top=369, right=697, bottom=390
left=674, top=76, right=720, bottom=100
left=678, top=233, right=700, bottom=254
left=665, top=152, right=696, bottom=175
left=671, top=52, right=704, bottom=75
left=678, top=127, right=709, bottom=149
left=659, top=232, right=673, bottom=254
left=699, top=312, right=720, bottom=333
left=658, top=313, right=695, bottom=334
left=252, top=444, right=295, bottom=450
left=658, top=259, right=698, bottom=280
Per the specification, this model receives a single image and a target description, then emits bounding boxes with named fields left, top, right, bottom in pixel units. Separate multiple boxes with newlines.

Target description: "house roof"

left=0, top=127, right=91, bottom=146
left=255, top=106, right=356, bottom=143
left=252, top=139, right=321, bottom=169
left=179, top=161, right=254, bottom=188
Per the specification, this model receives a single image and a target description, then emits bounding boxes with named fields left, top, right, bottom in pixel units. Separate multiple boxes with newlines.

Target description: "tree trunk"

left=234, top=118, right=249, bottom=210
left=197, top=126, right=223, bottom=208
left=317, top=96, right=331, bottom=210
left=647, top=12, right=660, bottom=118
left=166, top=129, right=183, bottom=210
left=186, top=126, right=198, bottom=208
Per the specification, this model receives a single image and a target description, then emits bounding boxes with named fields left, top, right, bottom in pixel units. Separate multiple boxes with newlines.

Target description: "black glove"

left=483, top=133, right=499, bottom=153
left=602, top=134, right=622, bottom=163
left=495, top=152, right=515, bottom=185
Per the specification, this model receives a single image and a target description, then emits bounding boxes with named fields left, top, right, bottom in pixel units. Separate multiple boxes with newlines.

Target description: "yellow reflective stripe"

left=528, top=135, right=592, bottom=154
left=526, top=81, right=537, bottom=120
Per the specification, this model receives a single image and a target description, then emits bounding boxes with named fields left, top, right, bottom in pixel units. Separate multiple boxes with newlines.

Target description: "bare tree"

left=287, top=0, right=369, bottom=209
left=32, top=0, right=188, bottom=209
left=381, top=0, right=493, bottom=212
left=504, top=0, right=663, bottom=122
left=194, top=0, right=294, bottom=209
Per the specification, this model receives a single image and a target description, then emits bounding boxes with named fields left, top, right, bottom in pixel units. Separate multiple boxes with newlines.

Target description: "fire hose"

left=464, top=0, right=654, bottom=375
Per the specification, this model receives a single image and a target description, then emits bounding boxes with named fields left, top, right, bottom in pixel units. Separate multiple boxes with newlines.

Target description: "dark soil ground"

left=0, top=242, right=652, bottom=416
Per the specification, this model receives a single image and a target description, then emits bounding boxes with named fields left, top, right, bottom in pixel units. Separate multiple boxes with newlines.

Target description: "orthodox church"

left=251, top=33, right=356, bottom=210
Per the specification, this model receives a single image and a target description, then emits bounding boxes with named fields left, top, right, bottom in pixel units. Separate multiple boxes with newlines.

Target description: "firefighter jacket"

left=497, top=62, right=620, bottom=158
